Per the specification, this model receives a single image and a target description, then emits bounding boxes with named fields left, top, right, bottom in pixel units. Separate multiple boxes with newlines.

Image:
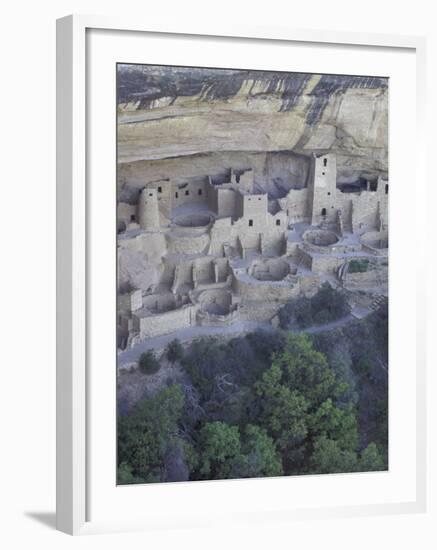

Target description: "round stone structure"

left=360, top=230, right=388, bottom=251
left=173, top=213, right=212, bottom=228
left=142, top=292, right=190, bottom=314
left=248, top=258, right=291, bottom=281
left=303, top=229, right=339, bottom=247
left=197, top=288, right=233, bottom=315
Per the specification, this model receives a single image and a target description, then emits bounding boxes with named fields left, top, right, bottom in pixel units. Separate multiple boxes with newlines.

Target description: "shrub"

left=348, top=259, right=370, bottom=273
left=313, top=309, right=332, bottom=325
left=278, top=297, right=312, bottom=329
left=311, top=283, right=350, bottom=322
left=117, top=384, right=184, bottom=483
left=166, top=339, right=184, bottom=364
left=279, top=284, right=350, bottom=330
left=138, top=350, right=160, bottom=375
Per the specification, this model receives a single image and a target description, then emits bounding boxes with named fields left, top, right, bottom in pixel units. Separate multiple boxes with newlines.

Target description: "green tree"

left=166, top=339, right=184, bottom=364
left=278, top=297, right=312, bottom=329
left=359, top=442, right=386, bottom=472
left=310, top=435, right=358, bottom=474
left=255, top=334, right=359, bottom=473
left=274, top=333, right=346, bottom=407
left=181, top=338, right=226, bottom=400
left=311, top=330, right=358, bottom=407
left=278, top=283, right=350, bottom=329
left=197, top=421, right=242, bottom=480
left=308, top=398, right=358, bottom=452
left=254, top=363, right=309, bottom=452
left=117, top=384, right=184, bottom=483
left=138, top=350, right=160, bottom=375
left=236, top=425, right=283, bottom=478
left=310, top=283, right=350, bottom=324
left=310, top=438, right=386, bottom=475
left=117, top=462, right=141, bottom=485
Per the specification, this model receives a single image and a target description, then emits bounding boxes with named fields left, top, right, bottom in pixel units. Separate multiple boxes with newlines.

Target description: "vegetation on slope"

left=278, top=283, right=350, bottom=329
left=117, top=304, right=388, bottom=484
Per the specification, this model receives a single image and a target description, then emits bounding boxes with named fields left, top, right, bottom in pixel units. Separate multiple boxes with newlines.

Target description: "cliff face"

left=117, top=64, right=388, bottom=196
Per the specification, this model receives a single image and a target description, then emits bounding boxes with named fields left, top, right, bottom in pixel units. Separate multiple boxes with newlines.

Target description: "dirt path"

left=117, top=311, right=361, bottom=368
left=299, top=314, right=356, bottom=334
left=118, top=320, right=273, bottom=366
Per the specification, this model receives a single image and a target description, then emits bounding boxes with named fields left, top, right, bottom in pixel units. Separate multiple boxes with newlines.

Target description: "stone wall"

left=205, top=171, right=257, bottom=219
left=233, top=275, right=300, bottom=304
left=360, top=229, right=388, bottom=250
left=286, top=240, right=301, bottom=258
left=214, top=258, right=230, bottom=282
left=279, top=188, right=310, bottom=223
left=275, top=156, right=388, bottom=231
left=142, top=180, right=173, bottom=225
left=216, top=188, right=238, bottom=218
left=138, top=188, right=160, bottom=230
left=209, top=218, right=238, bottom=256
left=240, top=193, right=268, bottom=222
left=159, top=260, right=177, bottom=286
left=197, top=309, right=240, bottom=327
left=166, top=231, right=210, bottom=255
left=137, top=304, right=197, bottom=338
left=141, top=292, right=188, bottom=313
left=118, top=232, right=167, bottom=292
left=172, top=179, right=209, bottom=209
left=336, top=176, right=388, bottom=231
left=231, top=168, right=254, bottom=193
left=296, top=248, right=313, bottom=270
left=298, top=273, right=321, bottom=297
left=344, top=266, right=388, bottom=289
left=193, top=257, right=215, bottom=286
left=117, top=202, right=137, bottom=228
left=160, top=255, right=231, bottom=293
left=308, top=154, right=338, bottom=225
left=172, top=261, right=193, bottom=291
left=311, top=254, right=343, bottom=274
left=239, top=301, right=283, bottom=322
left=118, top=293, right=131, bottom=316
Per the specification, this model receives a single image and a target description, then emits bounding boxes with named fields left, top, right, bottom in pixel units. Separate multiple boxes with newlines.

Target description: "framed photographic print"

left=56, top=15, right=427, bottom=535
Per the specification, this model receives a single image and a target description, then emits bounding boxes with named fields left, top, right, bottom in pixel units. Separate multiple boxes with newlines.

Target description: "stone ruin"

left=117, top=153, right=388, bottom=352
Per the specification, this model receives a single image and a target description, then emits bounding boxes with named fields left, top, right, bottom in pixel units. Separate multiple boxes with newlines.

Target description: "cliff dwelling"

left=117, top=152, right=388, bottom=362
left=115, top=63, right=390, bottom=486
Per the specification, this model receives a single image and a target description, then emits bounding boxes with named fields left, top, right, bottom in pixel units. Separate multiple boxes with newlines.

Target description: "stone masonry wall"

left=309, top=154, right=338, bottom=225
left=138, top=304, right=197, bottom=338
left=166, top=232, right=210, bottom=255
left=216, top=188, right=238, bottom=218
left=172, top=179, right=209, bottom=209
left=117, top=202, right=137, bottom=227
left=233, top=276, right=300, bottom=304
left=279, top=188, right=310, bottom=224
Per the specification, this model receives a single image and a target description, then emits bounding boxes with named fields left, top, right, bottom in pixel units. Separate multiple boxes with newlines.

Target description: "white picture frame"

left=56, top=14, right=427, bottom=535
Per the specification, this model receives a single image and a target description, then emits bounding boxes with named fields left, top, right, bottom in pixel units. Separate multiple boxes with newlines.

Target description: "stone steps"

left=369, top=294, right=388, bottom=311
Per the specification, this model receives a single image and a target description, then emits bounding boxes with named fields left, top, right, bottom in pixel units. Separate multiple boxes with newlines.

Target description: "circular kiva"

left=303, top=229, right=339, bottom=247
left=248, top=258, right=291, bottom=281
left=198, top=289, right=233, bottom=315
left=173, top=213, right=212, bottom=228
left=142, top=293, right=179, bottom=313
left=360, top=230, right=388, bottom=250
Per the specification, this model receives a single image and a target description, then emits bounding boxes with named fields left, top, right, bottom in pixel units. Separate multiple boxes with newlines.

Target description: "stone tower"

left=138, top=187, right=160, bottom=230
left=308, top=153, right=337, bottom=225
